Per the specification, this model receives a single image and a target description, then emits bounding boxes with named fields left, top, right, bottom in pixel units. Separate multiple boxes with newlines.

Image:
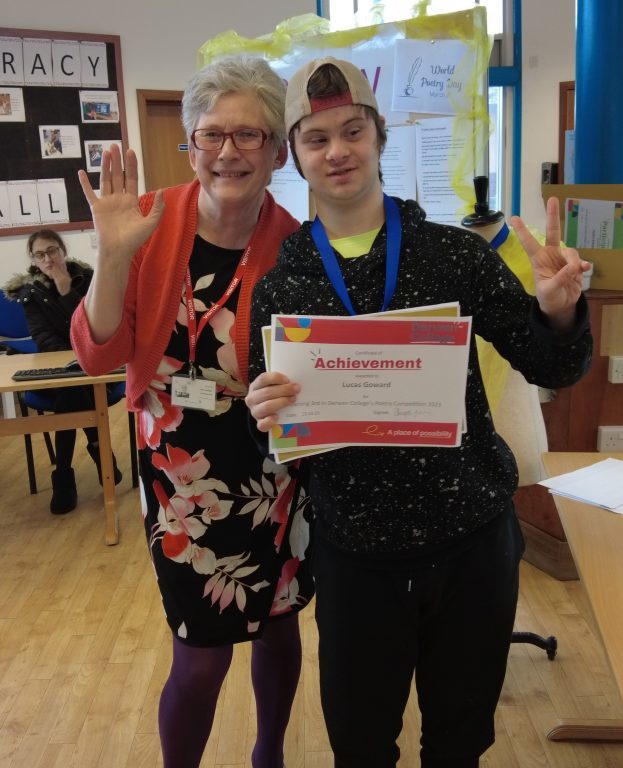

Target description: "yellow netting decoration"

left=197, top=14, right=330, bottom=68
left=476, top=227, right=543, bottom=415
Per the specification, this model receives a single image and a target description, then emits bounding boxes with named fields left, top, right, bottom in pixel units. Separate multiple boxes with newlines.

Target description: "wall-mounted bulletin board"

left=0, top=27, right=128, bottom=236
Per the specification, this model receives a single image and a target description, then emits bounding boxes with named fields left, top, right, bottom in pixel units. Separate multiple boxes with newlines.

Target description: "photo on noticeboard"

left=84, top=139, right=122, bottom=172
left=79, top=90, right=120, bottom=123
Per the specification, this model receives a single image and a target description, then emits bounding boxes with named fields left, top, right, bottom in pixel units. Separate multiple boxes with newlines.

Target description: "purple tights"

left=158, top=613, right=301, bottom=768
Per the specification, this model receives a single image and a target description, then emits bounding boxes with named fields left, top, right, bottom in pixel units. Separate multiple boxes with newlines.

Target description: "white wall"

left=520, top=0, right=576, bottom=229
left=0, top=0, right=314, bottom=285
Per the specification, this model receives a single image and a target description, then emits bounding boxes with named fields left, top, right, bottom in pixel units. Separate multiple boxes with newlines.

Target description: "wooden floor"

left=1, top=399, right=623, bottom=767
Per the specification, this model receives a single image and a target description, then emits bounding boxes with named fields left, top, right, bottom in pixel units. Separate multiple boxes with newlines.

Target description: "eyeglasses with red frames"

left=190, top=128, right=271, bottom=152
left=31, top=245, right=62, bottom=263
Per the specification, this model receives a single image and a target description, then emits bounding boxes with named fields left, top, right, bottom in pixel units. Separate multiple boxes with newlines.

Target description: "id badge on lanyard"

left=171, top=375, right=217, bottom=410
left=172, top=249, right=248, bottom=412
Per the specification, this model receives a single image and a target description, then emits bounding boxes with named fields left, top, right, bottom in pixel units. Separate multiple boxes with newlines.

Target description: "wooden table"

left=542, top=451, right=623, bottom=742
left=0, top=350, right=126, bottom=545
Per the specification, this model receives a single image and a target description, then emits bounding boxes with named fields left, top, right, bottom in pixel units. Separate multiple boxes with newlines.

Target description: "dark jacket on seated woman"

left=4, top=259, right=92, bottom=352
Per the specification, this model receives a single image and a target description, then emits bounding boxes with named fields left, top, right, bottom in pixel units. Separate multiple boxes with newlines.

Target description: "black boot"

left=87, top=443, right=123, bottom=485
left=50, top=468, right=77, bottom=514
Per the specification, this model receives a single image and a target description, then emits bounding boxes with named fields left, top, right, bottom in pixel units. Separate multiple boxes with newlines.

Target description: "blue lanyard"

left=489, top=221, right=510, bottom=251
left=311, top=194, right=402, bottom=316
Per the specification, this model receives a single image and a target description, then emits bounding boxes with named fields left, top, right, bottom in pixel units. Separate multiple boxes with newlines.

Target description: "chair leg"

left=18, top=398, right=38, bottom=494
left=23, top=433, right=38, bottom=494
left=128, top=411, right=139, bottom=488
left=43, top=430, right=56, bottom=465
left=36, top=408, right=56, bottom=467
left=17, top=397, right=56, bottom=494
left=511, top=631, right=557, bottom=660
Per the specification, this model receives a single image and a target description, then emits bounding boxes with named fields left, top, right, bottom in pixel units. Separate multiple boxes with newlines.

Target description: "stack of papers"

left=262, top=303, right=471, bottom=463
left=539, top=458, right=623, bottom=514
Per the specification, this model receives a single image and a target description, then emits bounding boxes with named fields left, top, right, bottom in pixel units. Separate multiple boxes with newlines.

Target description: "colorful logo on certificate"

left=274, top=316, right=312, bottom=342
left=271, top=422, right=312, bottom=448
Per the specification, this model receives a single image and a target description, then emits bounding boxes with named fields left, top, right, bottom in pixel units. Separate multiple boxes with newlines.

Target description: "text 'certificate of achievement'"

left=268, top=314, right=471, bottom=456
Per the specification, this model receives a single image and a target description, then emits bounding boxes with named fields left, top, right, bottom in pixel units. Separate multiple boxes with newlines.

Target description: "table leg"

left=93, top=382, right=118, bottom=545
left=1, top=391, right=16, bottom=418
left=548, top=718, right=623, bottom=741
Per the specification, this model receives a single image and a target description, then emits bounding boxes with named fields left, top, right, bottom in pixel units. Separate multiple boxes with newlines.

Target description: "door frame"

left=558, top=81, right=575, bottom=184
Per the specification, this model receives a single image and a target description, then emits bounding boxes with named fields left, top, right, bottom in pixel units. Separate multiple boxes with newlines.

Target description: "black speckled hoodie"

left=249, top=198, right=592, bottom=559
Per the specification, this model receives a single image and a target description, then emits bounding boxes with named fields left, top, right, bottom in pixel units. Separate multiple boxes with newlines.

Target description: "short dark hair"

left=27, top=229, right=67, bottom=257
left=288, top=63, right=387, bottom=181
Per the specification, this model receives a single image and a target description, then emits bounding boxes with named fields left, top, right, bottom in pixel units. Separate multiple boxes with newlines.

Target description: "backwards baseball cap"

left=284, top=57, right=379, bottom=134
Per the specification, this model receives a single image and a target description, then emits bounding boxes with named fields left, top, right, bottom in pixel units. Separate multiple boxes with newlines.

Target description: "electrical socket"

left=608, top=356, right=623, bottom=384
left=597, top=426, right=623, bottom=452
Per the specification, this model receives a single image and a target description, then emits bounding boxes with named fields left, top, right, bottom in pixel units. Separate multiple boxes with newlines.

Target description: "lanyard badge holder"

left=171, top=249, right=249, bottom=411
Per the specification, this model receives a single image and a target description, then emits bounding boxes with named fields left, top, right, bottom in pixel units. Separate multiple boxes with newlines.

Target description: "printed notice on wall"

left=79, top=90, right=119, bottom=123
left=84, top=139, right=122, bottom=172
left=352, top=41, right=410, bottom=126
left=392, top=39, right=475, bottom=115
left=0, top=36, right=109, bottom=87
left=380, top=124, right=417, bottom=201
left=415, top=117, right=473, bottom=225
left=0, top=87, right=25, bottom=121
left=39, top=124, right=82, bottom=158
left=36, top=178, right=69, bottom=224
left=0, top=182, right=10, bottom=228
left=0, top=178, right=68, bottom=227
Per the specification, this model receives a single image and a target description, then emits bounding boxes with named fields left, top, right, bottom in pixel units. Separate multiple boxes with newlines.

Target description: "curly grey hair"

left=182, top=56, right=287, bottom=148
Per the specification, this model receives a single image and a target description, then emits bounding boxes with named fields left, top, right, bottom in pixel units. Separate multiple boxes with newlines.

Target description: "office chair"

left=17, top=382, right=139, bottom=494
left=0, top=288, right=38, bottom=354
left=511, top=631, right=557, bottom=660
left=0, top=288, right=58, bottom=478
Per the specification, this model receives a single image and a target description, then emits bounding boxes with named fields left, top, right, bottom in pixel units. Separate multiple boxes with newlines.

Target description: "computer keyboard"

left=11, top=366, right=125, bottom=382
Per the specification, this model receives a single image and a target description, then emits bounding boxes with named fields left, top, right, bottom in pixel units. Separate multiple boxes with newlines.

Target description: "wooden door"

left=137, top=90, right=196, bottom=191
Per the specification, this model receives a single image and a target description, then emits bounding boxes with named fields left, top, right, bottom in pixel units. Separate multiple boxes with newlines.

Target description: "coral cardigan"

left=71, top=179, right=299, bottom=410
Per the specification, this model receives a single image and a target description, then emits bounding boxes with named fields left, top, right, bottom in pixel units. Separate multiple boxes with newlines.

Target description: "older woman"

left=71, top=57, right=313, bottom=768
left=4, top=229, right=122, bottom=513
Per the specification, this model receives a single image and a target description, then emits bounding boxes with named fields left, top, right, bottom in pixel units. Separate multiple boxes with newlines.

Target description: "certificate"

left=263, top=302, right=462, bottom=462
left=268, top=313, right=471, bottom=455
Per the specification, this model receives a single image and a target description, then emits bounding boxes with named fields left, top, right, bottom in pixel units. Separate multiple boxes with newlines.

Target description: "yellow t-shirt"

left=329, top=227, right=381, bottom=258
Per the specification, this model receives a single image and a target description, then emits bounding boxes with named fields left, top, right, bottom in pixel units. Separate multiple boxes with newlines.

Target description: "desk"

left=542, top=451, right=623, bottom=742
left=0, top=350, right=126, bottom=545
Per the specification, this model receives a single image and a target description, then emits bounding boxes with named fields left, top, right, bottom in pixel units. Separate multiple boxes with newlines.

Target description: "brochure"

left=564, top=198, right=623, bottom=249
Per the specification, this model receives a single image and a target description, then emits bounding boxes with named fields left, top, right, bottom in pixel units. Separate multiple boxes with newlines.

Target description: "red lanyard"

left=183, top=247, right=249, bottom=378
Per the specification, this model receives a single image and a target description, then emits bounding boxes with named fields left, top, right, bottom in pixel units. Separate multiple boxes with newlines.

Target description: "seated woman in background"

left=3, top=229, right=122, bottom=514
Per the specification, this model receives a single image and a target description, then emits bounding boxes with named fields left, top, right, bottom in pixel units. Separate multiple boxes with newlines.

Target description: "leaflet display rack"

left=543, top=183, right=623, bottom=290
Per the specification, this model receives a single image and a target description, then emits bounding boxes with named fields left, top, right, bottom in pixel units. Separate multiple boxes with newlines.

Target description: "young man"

left=246, top=58, right=592, bottom=768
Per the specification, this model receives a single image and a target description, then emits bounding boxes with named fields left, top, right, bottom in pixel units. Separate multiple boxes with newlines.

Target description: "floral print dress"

left=137, top=237, right=313, bottom=647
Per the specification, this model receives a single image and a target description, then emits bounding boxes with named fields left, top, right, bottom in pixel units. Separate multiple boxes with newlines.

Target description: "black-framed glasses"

left=31, top=245, right=61, bottom=263
left=190, top=128, right=271, bottom=152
